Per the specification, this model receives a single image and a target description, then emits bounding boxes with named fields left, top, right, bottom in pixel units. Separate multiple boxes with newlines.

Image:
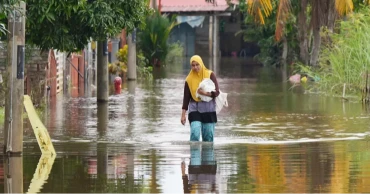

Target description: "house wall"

left=169, top=23, right=195, bottom=57
left=78, top=54, right=85, bottom=94
left=219, top=11, right=260, bottom=57
left=193, top=15, right=241, bottom=58
left=53, top=50, right=65, bottom=94
left=0, top=43, right=67, bottom=102
left=219, top=13, right=243, bottom=56
left=24, top=49, right=49, bottom=105
left=166, top=13, right=257, bottom=59
left=47, top=50, right=57, bottom=97
left=70, top=55, right=80, bottom=97
left=194, top=16, right=210, bottom=57
left=69, top=52, right=86, bottom=97
left=191, top=12, right=260, bottom=58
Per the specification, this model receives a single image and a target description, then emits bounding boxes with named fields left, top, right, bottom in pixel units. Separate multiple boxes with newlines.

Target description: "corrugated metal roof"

left=153, top=0, right=230, bottom=12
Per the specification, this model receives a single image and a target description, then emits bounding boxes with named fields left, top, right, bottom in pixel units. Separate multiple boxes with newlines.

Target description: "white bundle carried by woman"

left=196, top=78, right=228, bottom=113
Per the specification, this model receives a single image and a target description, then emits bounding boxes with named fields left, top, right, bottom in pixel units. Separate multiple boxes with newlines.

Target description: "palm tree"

left=204, top=0, right=367, bottom=66
left=237, top=0, right=367, bottom=66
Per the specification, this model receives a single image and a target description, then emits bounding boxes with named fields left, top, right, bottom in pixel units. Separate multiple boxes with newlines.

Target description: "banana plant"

left=138, top=10, right=177, bottom=67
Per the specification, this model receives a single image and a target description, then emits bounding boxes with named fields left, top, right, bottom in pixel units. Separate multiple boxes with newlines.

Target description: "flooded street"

left=3, top=58, right=370, bottom=193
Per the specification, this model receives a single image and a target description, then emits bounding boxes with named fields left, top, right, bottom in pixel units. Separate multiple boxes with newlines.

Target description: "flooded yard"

left=2, top=58, right=370, bottom=193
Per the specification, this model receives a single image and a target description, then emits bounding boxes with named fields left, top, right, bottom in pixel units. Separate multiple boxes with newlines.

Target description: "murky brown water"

left=2, top=57, right=370, bottom=193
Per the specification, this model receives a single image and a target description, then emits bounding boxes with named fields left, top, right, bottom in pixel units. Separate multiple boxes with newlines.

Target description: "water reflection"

left=97, top=102, right=108, bottom=138
left=8, top=139, right=370, bottom=193
left=27, top=154, right=56, bottom=193
left=4, top=156, right=23, bottom=193
left=126, top=81, right=136, bottom=137
left=97, top=143, right=108, bottom=175
left=10, top=57, right=370, bottom=193
left=182, top=143, right=217, bottom=193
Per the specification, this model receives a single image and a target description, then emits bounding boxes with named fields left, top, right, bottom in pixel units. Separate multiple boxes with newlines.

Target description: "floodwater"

left=2, top=57, right=370, bottom=193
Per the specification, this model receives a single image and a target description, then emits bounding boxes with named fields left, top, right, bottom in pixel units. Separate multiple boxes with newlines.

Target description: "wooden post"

left=85, top=42, right=92, bottom=97
left=209, top=16, right=213, bottom=57
left=96, top=102, right=108, bottom=185
left=96, top=40, right=109, bottom=102
left=110, top=37, right=120, bottom=64
left=213, top=14, right=219, bottom=60
left=127, top=29, right=137, bottom=80
left=97, top=102, right=108, bottom=137
left=159, top=0, right=162, bottom=13
left=97, top=143, right=108, bottom=176
left=4, top=156, right=23, bottom=193
left=151, top=0, right=157, bottom=9
left=4, top=1, right=26, bottom=155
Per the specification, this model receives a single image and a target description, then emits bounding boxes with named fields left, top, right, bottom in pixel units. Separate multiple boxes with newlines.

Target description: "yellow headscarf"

left=185, top=55, right=212, bottom=102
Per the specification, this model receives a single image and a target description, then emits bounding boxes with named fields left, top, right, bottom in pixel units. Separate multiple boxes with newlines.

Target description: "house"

left=152, top=0, right=231, bottom=58
left=0, top=43, right=66, bottom=104
left=150, top=0, right=256, bottom=58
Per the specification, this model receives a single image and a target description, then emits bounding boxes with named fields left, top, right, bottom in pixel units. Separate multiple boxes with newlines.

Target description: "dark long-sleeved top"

left=182, top=72, right=220, bottom=110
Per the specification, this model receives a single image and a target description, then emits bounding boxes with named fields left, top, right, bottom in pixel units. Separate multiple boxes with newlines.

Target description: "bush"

left=165, top=42, right=184, bottom=65
left=108, top=61, right=127, bottom=76
left=138, top=10, right=177, bottom=67
left=137, top=51, right=153, bottom=80
left=117, top=45, right=128, bottom=64
left=308, top=7, right=370, bottom=99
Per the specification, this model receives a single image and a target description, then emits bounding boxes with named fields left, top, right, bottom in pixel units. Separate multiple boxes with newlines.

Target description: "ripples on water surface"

left=3, top=59, right=370, bottom=193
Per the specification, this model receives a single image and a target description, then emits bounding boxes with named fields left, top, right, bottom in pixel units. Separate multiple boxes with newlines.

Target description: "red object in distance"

left=114, top=76, right=122, bottom=94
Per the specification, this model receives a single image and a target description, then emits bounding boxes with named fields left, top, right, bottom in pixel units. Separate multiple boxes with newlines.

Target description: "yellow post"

left=23, top=95, right=56, bottom=156
left=27, top=153, right=56, bottom=193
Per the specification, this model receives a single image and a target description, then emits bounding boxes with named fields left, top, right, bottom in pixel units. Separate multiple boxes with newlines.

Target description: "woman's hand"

left=197, top=88, right=211, bottom=97
left=181, top=109, right=187, bottom=125
left=181, top=161, right=186, bottom=176
left=181, top=115, right=186, bottom=125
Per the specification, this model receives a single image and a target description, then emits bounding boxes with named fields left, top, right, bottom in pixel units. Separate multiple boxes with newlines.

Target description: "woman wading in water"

left=181, top=55, right=220, bottom=142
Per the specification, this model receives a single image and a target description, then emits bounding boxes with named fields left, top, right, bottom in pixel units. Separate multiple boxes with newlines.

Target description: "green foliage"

left=302, top=7, right=370, bottom=99
left=108, top=62, right=127, bottom=76
left=110, top=44, right=129, bottom=76
left=25, top=0, right=150, bottom=52
left=238, top=13, right=278, bottom=65
left=0, top=107, right=4, bottom=125
left=165, top=41, right=184, bottom=65
left=238, top=0, right=299, bottom=66
left=0, top=71, right=7, bottom=107
left=137, top=51, right=153, bottom=80
left=0, top=0, right=21, bottom=36
left=0, top=23, right=6, bottom=35
left=138, top=10, right=177, bottom=67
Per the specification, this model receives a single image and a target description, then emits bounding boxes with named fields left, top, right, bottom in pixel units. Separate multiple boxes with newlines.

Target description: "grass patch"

left=0, top=107, right=4, bottom=125
left=300, top=7, right=370, bottom=100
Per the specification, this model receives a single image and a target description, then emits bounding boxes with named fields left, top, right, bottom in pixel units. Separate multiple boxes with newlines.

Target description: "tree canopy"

left=25, top=0, right=150, bottom=52
left=0, top=0, right=20, bottom=35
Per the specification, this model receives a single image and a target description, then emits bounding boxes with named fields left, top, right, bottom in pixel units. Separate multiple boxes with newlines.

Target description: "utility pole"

left=96, top=40, right=109, bottom=102
left=209, top=16, right=213, bottom=57
left=158, top=0, right=162, bottom=13
left=212, top=15, right=219, bottom=59
left=110, top=37, right=120, bottom=64
left=85, top=42, right=92, bottom=97
left=151, top=0, right=157, bottom=9
left=4, top=1, right=26, bottom=156
left=4, top=2, right=26, bottom=193
left=127, top=29, right=137, bottom=80
left=212, top=14, right=219, bottom=74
